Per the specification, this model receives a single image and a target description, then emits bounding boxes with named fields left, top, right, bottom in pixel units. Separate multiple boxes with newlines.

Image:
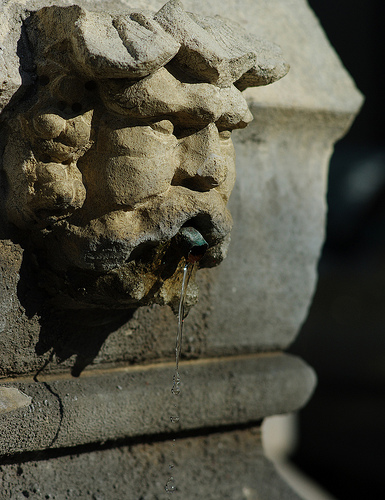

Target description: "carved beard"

left=35, top=193, right=232, bottom=311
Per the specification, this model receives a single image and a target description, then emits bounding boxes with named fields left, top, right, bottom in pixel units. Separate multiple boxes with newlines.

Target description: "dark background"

left=290, top=1, right=385, bottom=499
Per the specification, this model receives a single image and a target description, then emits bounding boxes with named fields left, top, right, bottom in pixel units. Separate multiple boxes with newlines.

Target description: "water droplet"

left=171, top=371, right=181, bottom=395
left=170, top=415, right=180, bottom=423
left=174, top=264, right=191, bottom=371
left=165, top=477, right=176, bottom=493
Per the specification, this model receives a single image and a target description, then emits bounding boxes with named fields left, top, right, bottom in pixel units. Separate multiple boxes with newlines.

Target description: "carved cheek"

left=97, top=123, right=177, bottom=156
left=103, top=154, right=177, bottom=207
left=94, top=124, right=178, bottom=206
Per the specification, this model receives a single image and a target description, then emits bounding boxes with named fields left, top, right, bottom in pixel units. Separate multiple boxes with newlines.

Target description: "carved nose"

left=174, top=123, right=228, bottom=191
left=196, top=152, right=227, bottom=188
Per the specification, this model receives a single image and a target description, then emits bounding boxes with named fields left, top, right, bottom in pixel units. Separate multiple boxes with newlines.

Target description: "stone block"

left=0, top=427, right=304, bottom=499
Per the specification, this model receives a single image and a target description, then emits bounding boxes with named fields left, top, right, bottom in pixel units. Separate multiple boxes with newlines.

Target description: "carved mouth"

left=43, top=187, right=232, bottom=276
left=182, top=215, right=217, bottom=246
left=177, top=226, right=208, bottom=262
left=37, top=191, right=232, bottom=308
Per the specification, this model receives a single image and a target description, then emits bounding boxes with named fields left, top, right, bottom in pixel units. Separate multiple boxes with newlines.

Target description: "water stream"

left=165, top=261, right=195, bottom=494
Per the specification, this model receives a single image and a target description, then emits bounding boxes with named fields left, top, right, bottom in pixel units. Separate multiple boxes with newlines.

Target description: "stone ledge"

left=0, top=353, right=316, bottom=457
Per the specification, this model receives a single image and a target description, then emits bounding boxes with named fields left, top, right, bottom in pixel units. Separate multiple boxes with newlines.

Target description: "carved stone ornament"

left=0, top=0, right=288, bottom=310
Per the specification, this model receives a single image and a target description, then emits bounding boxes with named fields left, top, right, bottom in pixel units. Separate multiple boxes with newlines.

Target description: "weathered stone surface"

left=1, top=1, right=288, bottom=108
left=194, top=107, right=354, bottom=353
left=0, top=353, right=315, bottom=456
left=180, top=0, right=364, bottom=351
left=154, top=0, right=288, bottom=88
left=0, top=427, right=304, bottom=500
left=27, top=5, right=181, bottom=80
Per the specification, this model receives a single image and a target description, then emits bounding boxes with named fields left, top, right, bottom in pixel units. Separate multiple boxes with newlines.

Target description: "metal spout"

left=178, top=227, right=208, bottom=263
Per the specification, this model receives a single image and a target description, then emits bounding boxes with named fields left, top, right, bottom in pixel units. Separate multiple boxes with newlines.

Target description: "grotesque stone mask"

left=1, top=0, right=288, bottom=311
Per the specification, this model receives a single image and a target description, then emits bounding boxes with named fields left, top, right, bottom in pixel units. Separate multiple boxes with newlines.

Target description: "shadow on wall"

left=17, top=247, right=134, bottom=377
left=290, top=1, right=385, bottom=499
left=0, top=30, right=134, bottom=379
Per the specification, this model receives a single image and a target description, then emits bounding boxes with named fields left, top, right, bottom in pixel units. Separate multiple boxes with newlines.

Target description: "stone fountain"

left=0, top=0, right=362, bottom=498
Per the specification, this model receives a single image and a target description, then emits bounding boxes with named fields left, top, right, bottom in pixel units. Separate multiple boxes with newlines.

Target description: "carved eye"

left=150, top=120, right=174, bottom=135
left=51, top=76, right=85, bottom=107
left=219, top=130, right=231, bottom=140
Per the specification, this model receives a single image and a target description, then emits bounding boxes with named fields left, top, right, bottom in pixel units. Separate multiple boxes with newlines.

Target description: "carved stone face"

left=1, top=2, right=288, bottom=310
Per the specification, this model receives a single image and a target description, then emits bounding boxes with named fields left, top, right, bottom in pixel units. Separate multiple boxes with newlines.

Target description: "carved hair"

left=27, top=0, right=288, bottom=89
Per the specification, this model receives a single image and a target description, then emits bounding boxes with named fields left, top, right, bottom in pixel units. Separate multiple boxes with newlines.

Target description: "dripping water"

left=172, top=262, right=193, bottom=395
left=165, top=261, right=195, bottom=494
left=165, top=226, right=207, bottom=494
